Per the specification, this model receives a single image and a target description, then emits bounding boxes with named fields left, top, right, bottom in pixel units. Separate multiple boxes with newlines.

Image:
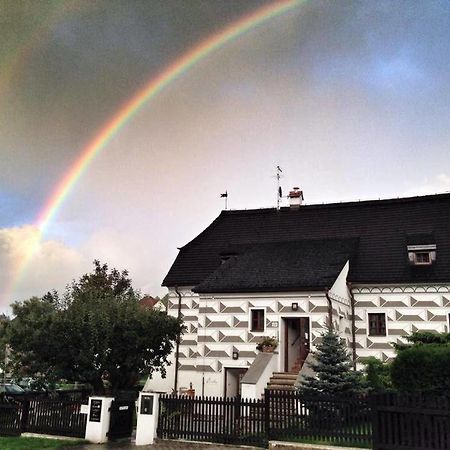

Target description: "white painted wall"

left=241, top=353, right=277, bottom=400
left=353, top=285, right=450, bottom=361
left=172, top=291, right=329, bottom=397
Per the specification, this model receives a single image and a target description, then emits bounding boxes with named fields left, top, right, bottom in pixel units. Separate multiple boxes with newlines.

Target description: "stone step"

left=272, top=372, right=298, bottom=379
left=266, top=384, right=296, bottom=391
left=269, top=378, right=296, bottom=386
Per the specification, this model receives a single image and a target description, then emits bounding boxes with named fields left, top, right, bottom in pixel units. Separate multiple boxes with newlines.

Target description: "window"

left=414, top=252, right=431, bottom=264
left=250, top=309, right=265, bottom=332
left=407, top=244, right=436, bottom=266
left=368, top=313, right=386, bottom=336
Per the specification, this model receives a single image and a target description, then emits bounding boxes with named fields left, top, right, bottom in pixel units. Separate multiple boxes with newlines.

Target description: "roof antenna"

left=276, top=166, right=283, bottom=210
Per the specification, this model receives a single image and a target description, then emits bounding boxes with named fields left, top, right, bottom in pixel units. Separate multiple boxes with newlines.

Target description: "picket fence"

left=159, top=390, right=450, bottom=449
left=0, top=397, right=87, bottom=438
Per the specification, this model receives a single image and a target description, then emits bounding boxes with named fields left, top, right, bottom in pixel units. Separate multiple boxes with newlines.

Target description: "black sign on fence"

left=89, top=399, right=102, bottom=422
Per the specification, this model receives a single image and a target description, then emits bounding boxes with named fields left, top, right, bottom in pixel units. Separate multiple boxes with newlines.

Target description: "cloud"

left=404, top=173, right=450, bottom=197
left=0, top=225, right=88, bottom=309
left=0, top=225, right=166, bottom=313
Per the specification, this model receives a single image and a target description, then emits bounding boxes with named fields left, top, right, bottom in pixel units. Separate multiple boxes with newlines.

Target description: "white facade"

left=145, top=278, right=450, bottom=397
left=146, top=264, right=357, bottom=397
left=352, top=284, right=450, bottom=361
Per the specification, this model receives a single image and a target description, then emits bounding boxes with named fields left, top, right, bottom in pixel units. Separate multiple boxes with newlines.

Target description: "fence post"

left=136, top=392, right=160, bottom=446
left=371, top=393, right=379, bottom=450
left=20, top=399, right=30, bottom=433
left=84, top=396, right=114, bottom=443
left=264, top=389, right=270, bottom=442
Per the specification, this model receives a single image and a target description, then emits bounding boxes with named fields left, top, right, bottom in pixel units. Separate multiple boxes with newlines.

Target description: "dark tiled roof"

left=163, top=193, right=450, bottom=289
left=194, top=238, right=358, bottom=293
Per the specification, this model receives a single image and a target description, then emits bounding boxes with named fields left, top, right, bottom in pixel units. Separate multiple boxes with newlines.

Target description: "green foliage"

left=256, top=336, right=278, bottom=351
left=391, top=342, right=450, bottom=393
left=0, top=436, right=85, bottom=449
left=7, top=261, right=184, bottom=393
left=361, top=357, right=392, bottom=392
left=298, top=326, right=364, bottom=397
left=393, top=331, right=450, bottom=352
left=0, top=314, right=10, bottom=376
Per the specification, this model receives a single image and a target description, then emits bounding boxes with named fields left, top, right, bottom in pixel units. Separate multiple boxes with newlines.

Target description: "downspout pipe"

left=347, top=282, right=357, bottom=370
left=325, top=288, right=333, bottom=329
left=173, top=286, right=182, bottom=394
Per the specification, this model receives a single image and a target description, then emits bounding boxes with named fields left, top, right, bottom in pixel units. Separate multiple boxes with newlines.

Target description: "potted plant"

left=256, top=336, right=278, bottom=353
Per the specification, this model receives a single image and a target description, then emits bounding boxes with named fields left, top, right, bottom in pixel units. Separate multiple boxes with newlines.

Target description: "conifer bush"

left=298, top=326, right=364, bottom=397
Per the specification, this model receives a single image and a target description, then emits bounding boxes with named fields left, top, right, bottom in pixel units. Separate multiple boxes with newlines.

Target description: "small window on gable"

left=407, top=244, right=436, bottom=266
left=250, top=309, right=265, bottom=332
left=368, top=313, right=386, bottom=336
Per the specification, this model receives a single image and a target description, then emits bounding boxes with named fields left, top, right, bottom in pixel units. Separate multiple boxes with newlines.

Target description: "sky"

left=1, top=0, right=450, bottom=311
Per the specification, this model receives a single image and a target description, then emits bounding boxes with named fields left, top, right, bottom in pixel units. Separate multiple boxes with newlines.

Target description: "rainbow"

left=6, top=0, right=302, bottom=304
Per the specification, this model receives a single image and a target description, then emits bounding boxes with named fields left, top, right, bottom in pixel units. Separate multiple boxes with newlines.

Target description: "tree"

left=390, top=331, right=450, bottom=393
left=0, top=314, right=10, bottom=379
left=299, top=326, right=364, bottom=397
left=361, top=356, right=392, bottom=392
left=7, top=261, right=184, bottom=393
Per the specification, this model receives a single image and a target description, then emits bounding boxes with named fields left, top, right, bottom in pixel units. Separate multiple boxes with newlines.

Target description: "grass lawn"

left=0, top=436, right=86, bottom=449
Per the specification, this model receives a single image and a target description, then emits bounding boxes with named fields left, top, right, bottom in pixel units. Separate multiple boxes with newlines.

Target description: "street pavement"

left=64, top=438, right=262, bottom=450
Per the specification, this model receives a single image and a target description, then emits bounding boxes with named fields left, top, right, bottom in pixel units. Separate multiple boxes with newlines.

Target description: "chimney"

left=288, top=187, right=304, bottom=208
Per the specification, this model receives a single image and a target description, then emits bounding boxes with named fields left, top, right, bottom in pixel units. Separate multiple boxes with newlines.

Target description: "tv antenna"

left=276, top=166, right=283, bottom=210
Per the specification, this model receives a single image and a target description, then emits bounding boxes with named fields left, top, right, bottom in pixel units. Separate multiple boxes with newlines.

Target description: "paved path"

left=65, top=438, right=261, bottom=450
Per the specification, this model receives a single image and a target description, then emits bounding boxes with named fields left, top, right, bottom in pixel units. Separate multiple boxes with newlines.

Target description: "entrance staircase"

left=266, top=357, right=303, bottom=391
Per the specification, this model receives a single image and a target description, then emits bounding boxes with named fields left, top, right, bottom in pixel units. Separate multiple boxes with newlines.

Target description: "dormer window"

left=407, top=244, right=436, bottom=266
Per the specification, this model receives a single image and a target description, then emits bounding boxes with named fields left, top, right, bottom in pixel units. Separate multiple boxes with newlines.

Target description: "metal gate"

left=108, top=398, right=135, bottom=441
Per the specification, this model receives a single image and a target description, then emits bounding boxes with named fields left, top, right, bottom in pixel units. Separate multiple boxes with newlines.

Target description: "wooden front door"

left=284, top=317, right=310, bottom=372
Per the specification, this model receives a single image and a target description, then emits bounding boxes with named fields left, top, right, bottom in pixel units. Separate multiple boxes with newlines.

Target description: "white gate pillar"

left=136, top=392, right=160, bottom=446
left=84, top=396, right=114, bottom=443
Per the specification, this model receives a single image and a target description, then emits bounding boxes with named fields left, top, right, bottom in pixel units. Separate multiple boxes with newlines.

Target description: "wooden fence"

left=0, top=404, right=22, bottom=436
left=158, top=394, right=266, bottom=447
left=158, top=391, right=450, bottom=449
left=373, top=393, right=450, bottom=450
left=158, top=391, right=371, bottom=448
left=266, top=389, right=372, bottom=447
left=0, top=398, right=87, bottom=438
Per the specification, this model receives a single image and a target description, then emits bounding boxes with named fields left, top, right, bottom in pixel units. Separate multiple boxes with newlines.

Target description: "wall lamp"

left=232, top=351, right=239, bottom=360
left=291, top=302, right=299, bottom=311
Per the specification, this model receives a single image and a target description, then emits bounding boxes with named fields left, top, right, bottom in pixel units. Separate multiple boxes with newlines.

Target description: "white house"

left=146, top=191, right=450, bottom=398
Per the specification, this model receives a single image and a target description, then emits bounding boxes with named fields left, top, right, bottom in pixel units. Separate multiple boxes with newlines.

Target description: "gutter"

left=346, top=282, right=357, bottom=370
left=325, top=288, right=333, bottom=328
left=173, top=286, right=183, bottom=393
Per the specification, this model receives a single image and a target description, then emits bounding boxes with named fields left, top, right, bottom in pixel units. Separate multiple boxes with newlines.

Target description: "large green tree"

left=298, top=326, right=364, bottom=397
left=7, top=261, right=183, bottom=393
left=0, top=314, right=10, bottom=379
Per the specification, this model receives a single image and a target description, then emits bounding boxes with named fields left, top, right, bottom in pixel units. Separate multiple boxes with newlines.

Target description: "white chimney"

left=288, top=187, right=304, bottom=208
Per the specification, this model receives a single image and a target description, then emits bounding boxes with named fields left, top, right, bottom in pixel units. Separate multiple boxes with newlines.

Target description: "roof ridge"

left=221, top=192, right=450, bottom=215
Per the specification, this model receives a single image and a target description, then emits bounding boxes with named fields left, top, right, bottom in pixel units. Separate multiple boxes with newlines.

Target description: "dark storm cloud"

left=1, top=0, right=272, bottom=220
